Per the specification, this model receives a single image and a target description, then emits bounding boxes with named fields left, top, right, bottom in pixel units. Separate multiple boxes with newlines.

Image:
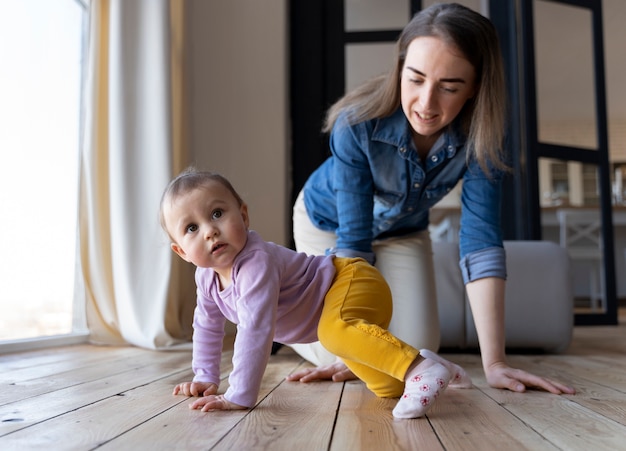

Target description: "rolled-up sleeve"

left=458, top=158, right=506, bottom=284
left=459, top=246, right=507, bottom=284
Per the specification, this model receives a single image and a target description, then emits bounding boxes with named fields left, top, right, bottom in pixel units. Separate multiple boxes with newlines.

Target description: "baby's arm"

left=172, top=381, right=218, bottom=397
left=179, top=282, right=227, bottom=399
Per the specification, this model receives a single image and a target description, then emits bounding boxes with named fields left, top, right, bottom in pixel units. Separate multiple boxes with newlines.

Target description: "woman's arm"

left=328, top=119, right=376, bottom=256
left=466, top=277, right=575, bottom=394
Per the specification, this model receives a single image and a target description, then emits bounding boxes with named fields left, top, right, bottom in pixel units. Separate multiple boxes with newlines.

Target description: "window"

left=0, top=0, right=88, bottom=348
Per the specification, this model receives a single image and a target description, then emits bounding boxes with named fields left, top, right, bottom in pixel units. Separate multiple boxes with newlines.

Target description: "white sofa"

left=434, top=240, right=574, bottom=353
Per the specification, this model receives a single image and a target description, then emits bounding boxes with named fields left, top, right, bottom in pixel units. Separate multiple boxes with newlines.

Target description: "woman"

left=287, top=3, right=574, bottom=395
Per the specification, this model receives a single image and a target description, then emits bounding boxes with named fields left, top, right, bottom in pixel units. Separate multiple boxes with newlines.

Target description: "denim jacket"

left=303, top=107, right=506, bottom=284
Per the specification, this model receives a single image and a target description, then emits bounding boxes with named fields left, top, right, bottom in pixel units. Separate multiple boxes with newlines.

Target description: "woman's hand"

left=286, top=360, right=356, bottom=383
left=485, top=362, right=575, bottom=394
left=465, top=278, right=575, bottom=396
left=173, top=381, right=218, bottom=397
left=189, top=394, right=247, bottom=412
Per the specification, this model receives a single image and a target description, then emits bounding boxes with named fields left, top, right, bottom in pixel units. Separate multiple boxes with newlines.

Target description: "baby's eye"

left=185, top=224, right=198, bottom=234
left=211, top=209, right=223, bottom=220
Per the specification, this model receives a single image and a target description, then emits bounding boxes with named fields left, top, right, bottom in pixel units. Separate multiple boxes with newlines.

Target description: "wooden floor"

left=1, top=315, right=626, bottom=451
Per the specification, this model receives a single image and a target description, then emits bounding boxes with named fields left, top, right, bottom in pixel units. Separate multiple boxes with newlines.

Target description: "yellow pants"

left=317, top=258, right=420, bottom=398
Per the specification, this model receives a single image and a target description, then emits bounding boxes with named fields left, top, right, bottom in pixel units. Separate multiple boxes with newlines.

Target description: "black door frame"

left=289, top=0, right=421, bottom=211
left=503, top=0, right=617, bottom=325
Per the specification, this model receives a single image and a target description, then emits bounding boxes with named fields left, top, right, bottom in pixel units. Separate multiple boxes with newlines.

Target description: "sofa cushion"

left=434, top=240, right=573, bottom=353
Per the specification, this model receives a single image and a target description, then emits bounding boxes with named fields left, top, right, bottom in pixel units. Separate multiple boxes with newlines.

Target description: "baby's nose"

left=204, top=226, right=218, bottom=239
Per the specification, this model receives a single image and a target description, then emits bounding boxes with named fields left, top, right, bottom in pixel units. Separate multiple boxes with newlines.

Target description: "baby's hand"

left=190, top=394, right=247, bottom=412
left=172, top=381, right=218, bottom=397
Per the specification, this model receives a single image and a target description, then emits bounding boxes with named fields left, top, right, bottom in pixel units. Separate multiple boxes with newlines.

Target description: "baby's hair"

left=159, top=167, right=244, bottom=234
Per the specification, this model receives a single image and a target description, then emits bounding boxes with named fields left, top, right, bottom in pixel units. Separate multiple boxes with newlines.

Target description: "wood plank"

left=525, top=354, right=626, bottom=390
left=0, top=347, right=185, bottom=405
left=211, top=354, right=340, bottom=450
left=503, top=354, right=626, bottom=427
left=0, top=370, right=194, bottom=450
left=0, top=344, right=232, bottom=447
left=96, top=349, right=308, bottom=450
left=0, top=350, right=192, bottom=436
left=0, top=345, right=140, bottom=381
left=432, top=388, right=560, bottom=451
left=331, top=380, right=444, bottom=451
left=1, top=316, right=625, bottom=451
left=567, top=325, right=626, bottom=355
left=449, top=349, right=626, bottom=447
left=0, top=344, right=110, bottom=368
left=472, top=381, right=626, bottom=450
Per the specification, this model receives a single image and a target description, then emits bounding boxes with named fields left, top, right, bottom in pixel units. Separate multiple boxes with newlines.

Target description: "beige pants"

left=291, top=191, right=440, bottom=366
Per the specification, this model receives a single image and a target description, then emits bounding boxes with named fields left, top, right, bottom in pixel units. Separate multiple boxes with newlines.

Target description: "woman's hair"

left=159, top=167, right=244, bottom=235
left=324, top=3, right=508, bottom=172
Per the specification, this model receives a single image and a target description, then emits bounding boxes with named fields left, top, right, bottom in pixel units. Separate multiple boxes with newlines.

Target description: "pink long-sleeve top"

left=191, top=230, right=337, bottom=408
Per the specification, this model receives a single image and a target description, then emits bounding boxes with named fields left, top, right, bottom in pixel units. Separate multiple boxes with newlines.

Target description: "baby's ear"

left=241, top=203, right=250, bottom=228
left=171, top=243, right=190, bottom=262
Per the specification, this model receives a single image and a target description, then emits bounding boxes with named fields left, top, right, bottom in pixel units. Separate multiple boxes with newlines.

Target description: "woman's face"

left=400, top=36, right=477, bottom=150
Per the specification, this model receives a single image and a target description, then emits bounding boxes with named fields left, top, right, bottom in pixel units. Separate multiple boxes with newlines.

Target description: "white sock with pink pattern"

left=418, top=349, right=472, bottom=389
left=420, top=349, right=472, bottom=388
left=392, top=358, right=451, bottom=419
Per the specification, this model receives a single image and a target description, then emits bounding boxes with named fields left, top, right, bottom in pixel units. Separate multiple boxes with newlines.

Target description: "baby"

left=160, top=168, right=471, bottom=419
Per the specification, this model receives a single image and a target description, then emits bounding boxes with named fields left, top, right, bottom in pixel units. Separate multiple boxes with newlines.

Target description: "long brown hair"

left=323, top=3, right=508, bottom=172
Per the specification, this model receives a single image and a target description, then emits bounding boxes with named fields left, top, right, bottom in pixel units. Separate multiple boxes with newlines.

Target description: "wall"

left=185, top=0, right=289, bottom=246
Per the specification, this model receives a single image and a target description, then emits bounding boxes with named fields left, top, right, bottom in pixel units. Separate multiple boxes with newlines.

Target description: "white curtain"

left=79, top=0, right=196, bottom=348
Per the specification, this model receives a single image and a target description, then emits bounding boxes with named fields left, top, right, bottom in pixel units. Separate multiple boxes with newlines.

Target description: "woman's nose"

left=418, top=84, right=435, bottom=109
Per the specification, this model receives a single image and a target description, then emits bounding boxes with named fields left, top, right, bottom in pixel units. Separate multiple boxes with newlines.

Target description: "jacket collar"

left=371, top=107, right=467, bottom=152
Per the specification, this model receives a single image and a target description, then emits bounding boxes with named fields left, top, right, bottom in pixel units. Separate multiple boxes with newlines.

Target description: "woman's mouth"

left=417, top=111, right=437, bottom=121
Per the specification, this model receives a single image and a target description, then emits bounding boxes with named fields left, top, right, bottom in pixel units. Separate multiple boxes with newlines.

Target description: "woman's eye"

left=211, top=209, right=223, bottom=220
left=440, top=86, right=458, bottom=93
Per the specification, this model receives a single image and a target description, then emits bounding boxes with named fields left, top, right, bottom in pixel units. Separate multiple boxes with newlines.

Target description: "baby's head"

left=160, top=168, right=249, bottom=270
left=160, top=167, right=244, bottom=238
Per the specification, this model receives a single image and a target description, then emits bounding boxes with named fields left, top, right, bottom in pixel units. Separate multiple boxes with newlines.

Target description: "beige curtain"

left=79, top=0, right=196, bottom=348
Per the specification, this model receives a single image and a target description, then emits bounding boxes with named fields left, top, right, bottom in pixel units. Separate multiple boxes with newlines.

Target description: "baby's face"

left=164, top=181, right=249, bottom=274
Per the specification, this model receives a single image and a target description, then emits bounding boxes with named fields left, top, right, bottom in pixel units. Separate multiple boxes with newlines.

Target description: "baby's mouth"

left=211, top=243, right=226, bottom=254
